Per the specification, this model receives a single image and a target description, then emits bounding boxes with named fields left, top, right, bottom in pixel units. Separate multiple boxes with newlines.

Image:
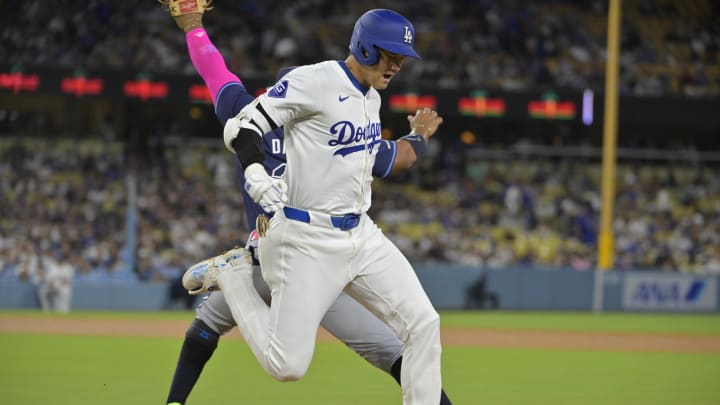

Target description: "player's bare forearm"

left=174, top=13, right=203, bottom=32
left=390, top=140, right=418, bottom=173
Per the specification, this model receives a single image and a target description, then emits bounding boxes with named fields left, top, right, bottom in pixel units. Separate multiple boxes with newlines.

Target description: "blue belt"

left=283, top=207, right=361, bottom=231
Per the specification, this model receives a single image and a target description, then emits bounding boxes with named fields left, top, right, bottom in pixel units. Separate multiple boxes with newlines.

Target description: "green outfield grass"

left=2, top=310, right=719, bottom=404
left=439, top=310, right=720, bottom=335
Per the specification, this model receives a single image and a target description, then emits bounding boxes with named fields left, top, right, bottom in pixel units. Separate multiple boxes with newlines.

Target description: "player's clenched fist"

left=244, top=163, right=287, bottom=213
left=408, top=108, right=443, bottom=139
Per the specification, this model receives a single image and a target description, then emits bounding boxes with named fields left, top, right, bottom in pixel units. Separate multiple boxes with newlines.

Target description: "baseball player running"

left=183, top=4, right=446, bottom=405
left=160, top=2, right=449, bottom=404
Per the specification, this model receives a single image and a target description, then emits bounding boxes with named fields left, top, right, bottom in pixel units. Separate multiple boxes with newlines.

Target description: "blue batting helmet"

left=349, top=9, right=420, bottom=65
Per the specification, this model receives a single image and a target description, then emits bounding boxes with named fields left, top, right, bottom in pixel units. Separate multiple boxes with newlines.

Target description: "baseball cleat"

left=221, top=246, right=253, bottom=268
left=181, top=255, right=226, bottom=295
left=181, top=247, right=253, bottom=295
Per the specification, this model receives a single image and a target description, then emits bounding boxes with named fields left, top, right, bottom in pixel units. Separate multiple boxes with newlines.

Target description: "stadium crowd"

left=0, top=139, right=132, bottom=285
left=2, top=1, right=719, bottom=310
left=3, top=0, right=719, bottom=96
left=372, top=156, right=720, bottom=273
left=2, top=136, right=719, bottom=294
left=0, top=138, right=246, bottom=295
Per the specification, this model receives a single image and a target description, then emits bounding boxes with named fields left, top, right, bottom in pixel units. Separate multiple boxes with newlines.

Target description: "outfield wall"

left=416, top=267, right=719, bottom=312
left=1, top=268, right=717, bottom=312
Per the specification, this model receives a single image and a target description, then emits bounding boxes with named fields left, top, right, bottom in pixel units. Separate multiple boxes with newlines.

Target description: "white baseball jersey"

left=241, top=60, right=382, bottom=215
left=223, top=59, right=442, bottom=405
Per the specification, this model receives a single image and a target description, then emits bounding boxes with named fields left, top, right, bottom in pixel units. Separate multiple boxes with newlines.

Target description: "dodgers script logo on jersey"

left=328, top=120, right=382, bottom=157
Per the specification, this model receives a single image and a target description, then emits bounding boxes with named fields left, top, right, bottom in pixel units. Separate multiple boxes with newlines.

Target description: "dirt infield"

left=2, top=316, right=720, bottom=353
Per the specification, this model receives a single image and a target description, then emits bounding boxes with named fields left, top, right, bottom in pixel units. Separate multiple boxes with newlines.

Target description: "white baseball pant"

left=218, top=210, right=441, bottom=405
left=195, top=265, right=402, bottom=372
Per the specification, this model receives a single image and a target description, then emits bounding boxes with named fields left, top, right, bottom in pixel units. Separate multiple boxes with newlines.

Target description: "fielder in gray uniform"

left=183, top=6, right=446, bottom=405
left=161, top=2, right=450, bottom=404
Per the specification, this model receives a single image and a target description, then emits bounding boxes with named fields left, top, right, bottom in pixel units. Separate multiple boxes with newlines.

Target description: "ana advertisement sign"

left=623, top=274, right=717, bottom=311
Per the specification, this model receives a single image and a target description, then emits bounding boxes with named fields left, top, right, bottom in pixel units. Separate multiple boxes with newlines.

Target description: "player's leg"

left=165, top=292, right=229, bottom=405
left=57, top=284, right=72, bottom=313
left=321, top=292, right=402, bottom=372
left=166, top=264, right=273, bottom=405
left=37, top=283, right=51, bottom=311
left=345, top=218, right=442, bottom=405
left=219, top=215, right=353, bottom=381
left=321, top=293, right=452, bottom=405
left=179, top=248, right=451, bottom=403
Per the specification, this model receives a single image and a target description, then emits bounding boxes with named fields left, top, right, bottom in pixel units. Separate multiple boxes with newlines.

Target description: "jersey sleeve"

left=240, top=66, right=319, bottom=136
left=372, top=140, right=398, bottom=178
left=214, top=82, right=255, bottom=124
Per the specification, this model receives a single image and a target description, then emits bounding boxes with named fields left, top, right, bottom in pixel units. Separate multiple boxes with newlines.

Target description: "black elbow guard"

left=231, top=128, right=265, bottom=169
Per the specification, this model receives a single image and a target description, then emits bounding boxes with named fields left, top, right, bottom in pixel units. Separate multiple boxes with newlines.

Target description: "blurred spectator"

left=3, top=0, right=718, bottom=96
left=372, top=152, right=720, bottom=272
left=2, top=136, right=719, bottom=277
left=464, top=273, right=500, bottom=309
left=37, top=250, right=74, bottom=313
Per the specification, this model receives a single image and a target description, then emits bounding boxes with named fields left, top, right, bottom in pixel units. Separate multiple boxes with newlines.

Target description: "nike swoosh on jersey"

left=338, top=95, right=350, bottom=102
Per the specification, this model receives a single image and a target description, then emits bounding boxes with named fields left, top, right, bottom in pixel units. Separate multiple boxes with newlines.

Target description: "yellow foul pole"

left=598, top=0, right=621, bottom=270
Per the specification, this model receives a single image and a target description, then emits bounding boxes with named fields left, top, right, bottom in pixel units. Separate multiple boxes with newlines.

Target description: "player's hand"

left=160, top=0, right=209, bottom=32
left=407, top=108, right=443, bottom=139
left=244, top=163, right=287, bottom=213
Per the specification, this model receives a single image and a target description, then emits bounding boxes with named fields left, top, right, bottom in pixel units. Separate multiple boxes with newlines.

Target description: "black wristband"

left=399, top=133, right=427, bottom=160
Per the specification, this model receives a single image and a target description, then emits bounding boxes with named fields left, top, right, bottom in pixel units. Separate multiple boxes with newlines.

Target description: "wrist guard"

left=399, top=133, right=427, bottom=160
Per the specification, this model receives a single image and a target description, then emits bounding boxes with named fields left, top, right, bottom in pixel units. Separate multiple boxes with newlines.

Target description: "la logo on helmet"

left=403, top=26, right=413, bottom=44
